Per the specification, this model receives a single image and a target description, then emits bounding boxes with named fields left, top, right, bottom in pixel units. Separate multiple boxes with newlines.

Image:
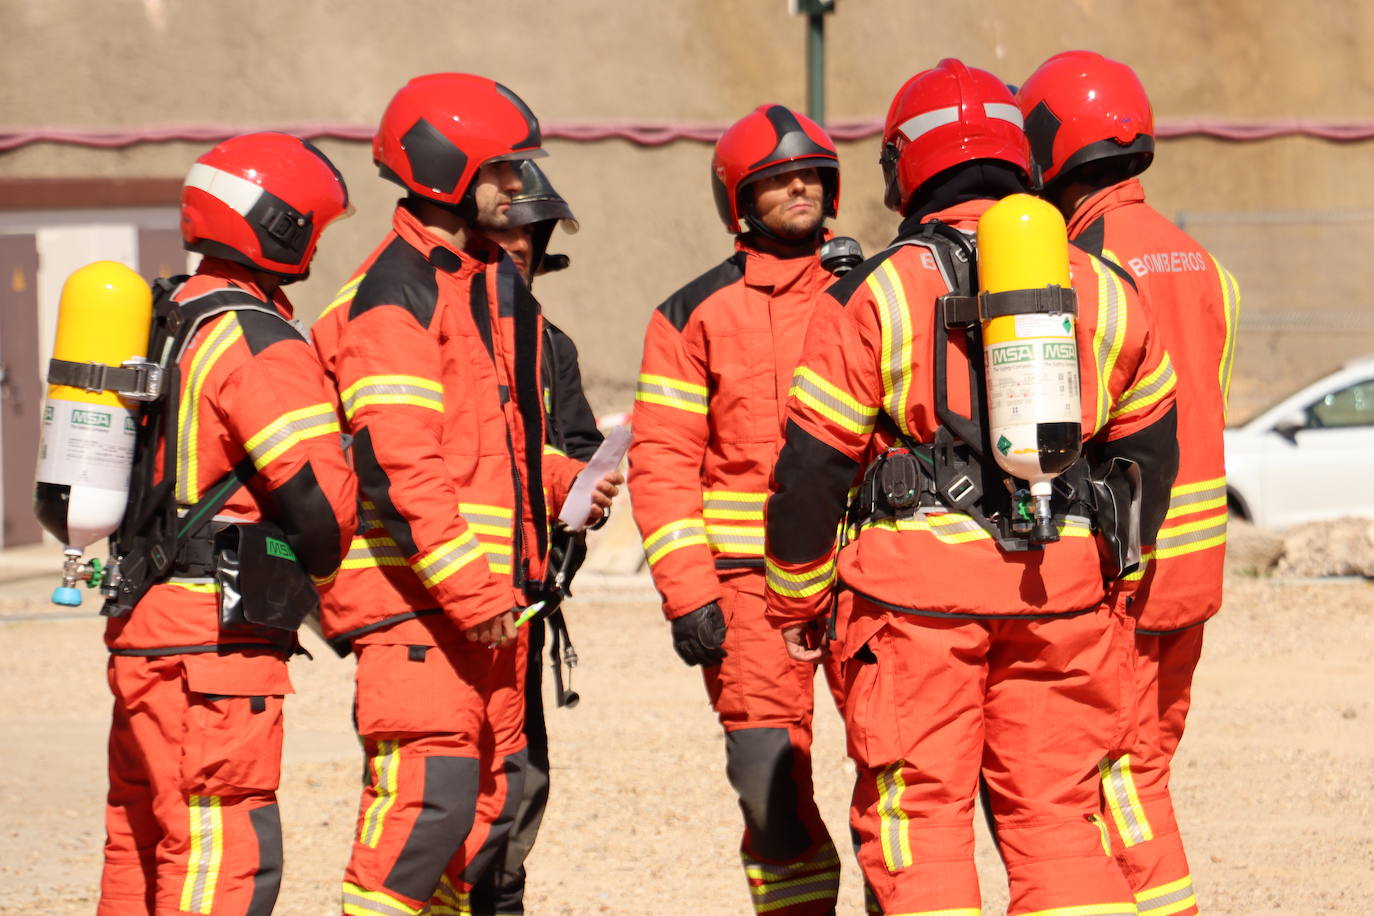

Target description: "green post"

left=807, top=10, right=825, bottom=125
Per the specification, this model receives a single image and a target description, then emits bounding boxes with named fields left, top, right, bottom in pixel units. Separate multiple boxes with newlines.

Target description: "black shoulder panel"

left=237, top=309, right=303, bottom=356
left=1072, top=231, right=1138, bottom=292
left=655, top=252, right=745, bottom=331
left=824, top=248, right=895, bottom=307
left=349, top=237, right=441, bottom=328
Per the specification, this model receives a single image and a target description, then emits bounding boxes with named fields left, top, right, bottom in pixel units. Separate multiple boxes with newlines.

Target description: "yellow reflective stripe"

left=414, top=532, right=485, bottom=587
left=167, top=579, right=221, bottom=594
left=342, top=880, right=425, bottom=916
left=765, top=555, right=836, bottom=598
left=543, top=443, right=568, bottom=458
left=706, top=523, right=765, bottom=555
left=360, top=741, right=400, bottom=848
left=342, top=533, right=409, bottom=570
left=1098, top=753, right=1153, bottom=847
left=643, top=518, right=708, bottom=565
left=1110, top=351, right=1176, bottom=420
left=1136, top=874, right=1198, bottom=915
left=877, top=762, right=913, bottom=870
left=1122, top=548, right=1153, bottom=582
left=176, top=315, right=244, bottom=504
left=884, top=910, right=981, bottom=916
left=702, top=489, right=767, bottom=520
left=320, top=275, right=363, bottom=320
left=742, top=842, right=841, bottom=882
left=459, top=503, right=514, bottom=539
left=864, top=513, right=1092, bottom=544
left=635, top=372, right=709, bottom=414
left=430, top=875, right=472, bottom=916
left=868, top=261, right=915, bottom=437
left=749, top=868, right=842, bottom=912
left=1088, top=257, right=1128, bottom=435
left=180, top=795, right=223, bottom=913
left=1019, top=905, right=1138, bottom=916
left=243, top=402, right=339, bottom=470
left=790, top=366, right=879, bottom=437
left=1153, top=512, right=1227, bottom=559
left=341, top=374, right=444, bottom=419
left=1213, top=256, right=1241, bottom=419
left=1166, top=477, right=1227, bottom=518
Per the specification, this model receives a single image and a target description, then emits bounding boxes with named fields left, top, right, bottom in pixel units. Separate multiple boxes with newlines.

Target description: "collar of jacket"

left=192, top=257, right=294, bottom=319
left=892, top=198, right=996, bottom=241
left=1066, top=178, right=1146, bottom=238
left=735, top=229, right=832, bottom=289
left=391, top=201, right=498, bottom=276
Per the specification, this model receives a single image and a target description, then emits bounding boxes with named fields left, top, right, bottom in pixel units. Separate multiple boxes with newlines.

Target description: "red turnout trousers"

left=1099, top=625, right=1206, bottom=916
left=843, top=596, right=1138, bottom=916
left=699, top=570, right=844, bottom=915
left=100, top=652, right=291, bottom=916
left=341, top=625, right=527, bottom=916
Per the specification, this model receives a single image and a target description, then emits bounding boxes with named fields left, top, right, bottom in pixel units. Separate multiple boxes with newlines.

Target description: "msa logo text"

left=71, top=409, right=112, bottom=429
left=992, top=345, right=1034, bottom=365
left=1042, top=342, right=1076, bottom=360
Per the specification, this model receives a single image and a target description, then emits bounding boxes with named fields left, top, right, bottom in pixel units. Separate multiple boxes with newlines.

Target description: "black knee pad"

left=725, top=728, right=811, bottom=860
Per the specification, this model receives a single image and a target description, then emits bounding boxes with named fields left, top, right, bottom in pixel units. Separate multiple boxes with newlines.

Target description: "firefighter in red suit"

left=1018, top=51, right=1241, bottom=916
left=310, top=74, right=619, bottom=916
left=628, top=104, right=855, bottom=915
left=764, top=60, right=1181, bottom=915
left=99, top=133, right=358, bottom=915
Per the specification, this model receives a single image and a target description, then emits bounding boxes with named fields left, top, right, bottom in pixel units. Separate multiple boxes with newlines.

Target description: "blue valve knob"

left=52, top=586, right=83, bottom=607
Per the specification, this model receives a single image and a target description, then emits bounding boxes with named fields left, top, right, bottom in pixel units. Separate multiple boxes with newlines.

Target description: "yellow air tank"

left=976, top=194, right=1082, bottom=543
left=34, top=261, right=153, bottom=605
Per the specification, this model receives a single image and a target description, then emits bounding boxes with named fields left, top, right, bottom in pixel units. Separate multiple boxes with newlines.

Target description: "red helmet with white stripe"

left=1016, top=50, right=1154, bottom=190
left=373, top=73, right=546, bottom=209
left=180, top=131, right=351, bottom=278
left=880, top=59, right=1030, bottom=213
left=711, top=104, right=840, bottom=234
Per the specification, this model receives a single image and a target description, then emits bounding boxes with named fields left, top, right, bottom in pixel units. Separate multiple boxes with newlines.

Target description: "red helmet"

left=1016, top=50, right=1154, bottom=189
left=880, top=59, right=1029, bottom=213
left=374, top=73, right=545, bottom=207
left=711, top=104, right=840, bottom=234
left=181, top=131, right=351, bottom=278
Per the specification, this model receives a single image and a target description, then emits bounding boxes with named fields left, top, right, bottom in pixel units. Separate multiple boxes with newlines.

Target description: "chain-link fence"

left=1177, top=209, right=1374, bottom=423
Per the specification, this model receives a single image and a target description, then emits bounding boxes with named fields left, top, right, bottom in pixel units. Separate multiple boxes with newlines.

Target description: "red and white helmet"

left=180, top=131, right=351, bottom=278
left=1016, top=51, right=1154, bottom=189
left=373, top=73, right=545, bottom=207
left=711, top=104, right=840, bottom=234
left=880, top=59, right=1029, bottom=213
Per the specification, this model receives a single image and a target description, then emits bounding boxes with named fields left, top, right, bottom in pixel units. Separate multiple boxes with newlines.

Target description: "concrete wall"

left=4, top=0, right=1373, bottom=420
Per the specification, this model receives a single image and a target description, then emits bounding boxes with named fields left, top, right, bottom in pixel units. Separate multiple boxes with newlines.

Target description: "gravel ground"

left=0, top=568, right=1371, bottom=915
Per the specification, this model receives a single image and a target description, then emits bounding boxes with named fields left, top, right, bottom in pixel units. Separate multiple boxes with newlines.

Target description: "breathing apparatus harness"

left=844, top=221, right=1141, bottom=575
left=98, top=276, right=319, bottom=638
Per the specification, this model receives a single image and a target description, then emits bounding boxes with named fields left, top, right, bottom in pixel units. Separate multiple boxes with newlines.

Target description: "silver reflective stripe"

left=643, top=521, right=706, bottom=556
left=742, top=845, right=840, bottom=881
left=245, top=409, right=334, bottom=468
left=897, top=106, right=960, bottom=141
left=791, top=371, right=877, bottom=431
left=415, top=537, right=482, bottom=580
left=766, top=561, right=834, bottom=595
left=184, top=162, right=264, bottom=216
left=1094, top=265, right=1124, bottom=431
left=869, top=264, right=911, bottom=431
left=707, top=529, right=765, bottom=549
left=983, top=101, right=1024, bottom=126
left=1157, top=518, right=1227, bottom=551
left=751, top=874, right=841, bottom=910
left=1170, top=484, right=1226, bottom=511
left=341, top=381, right=442, bottom=415
left=1104, top=758, right=1148, bottom=844
left=702, top=493, right=766, bottom=515
left=1116, top=357, right=1177, bottom=415
left=346, top=539, right=406, bottom=565
left=635, top=376, right=708, bottom=409
left=1138, top=878, right=1197, bottom=913
left=341, top=890, right=418, bottom=916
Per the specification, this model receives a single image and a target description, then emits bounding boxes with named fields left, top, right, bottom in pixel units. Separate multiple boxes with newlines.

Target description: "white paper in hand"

left=558, top=424, right=632, bottom=531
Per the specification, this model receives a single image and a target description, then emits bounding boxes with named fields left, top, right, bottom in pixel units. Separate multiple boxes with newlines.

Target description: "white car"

left=1224, top=356, right=1374, bottom=530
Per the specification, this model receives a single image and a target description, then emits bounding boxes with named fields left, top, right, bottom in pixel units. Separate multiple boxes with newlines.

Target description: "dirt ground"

left=1, top=561, right=1371, bottom=915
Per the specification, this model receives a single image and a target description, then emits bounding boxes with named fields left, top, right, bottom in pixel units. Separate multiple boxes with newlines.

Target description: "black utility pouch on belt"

left=1090, top=457, right=1143, bottom=580
left=214, top=523, right=318, bottom=632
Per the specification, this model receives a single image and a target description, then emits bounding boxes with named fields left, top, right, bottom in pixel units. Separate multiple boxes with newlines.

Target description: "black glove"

left=671, top=602, right=728, bottom=667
